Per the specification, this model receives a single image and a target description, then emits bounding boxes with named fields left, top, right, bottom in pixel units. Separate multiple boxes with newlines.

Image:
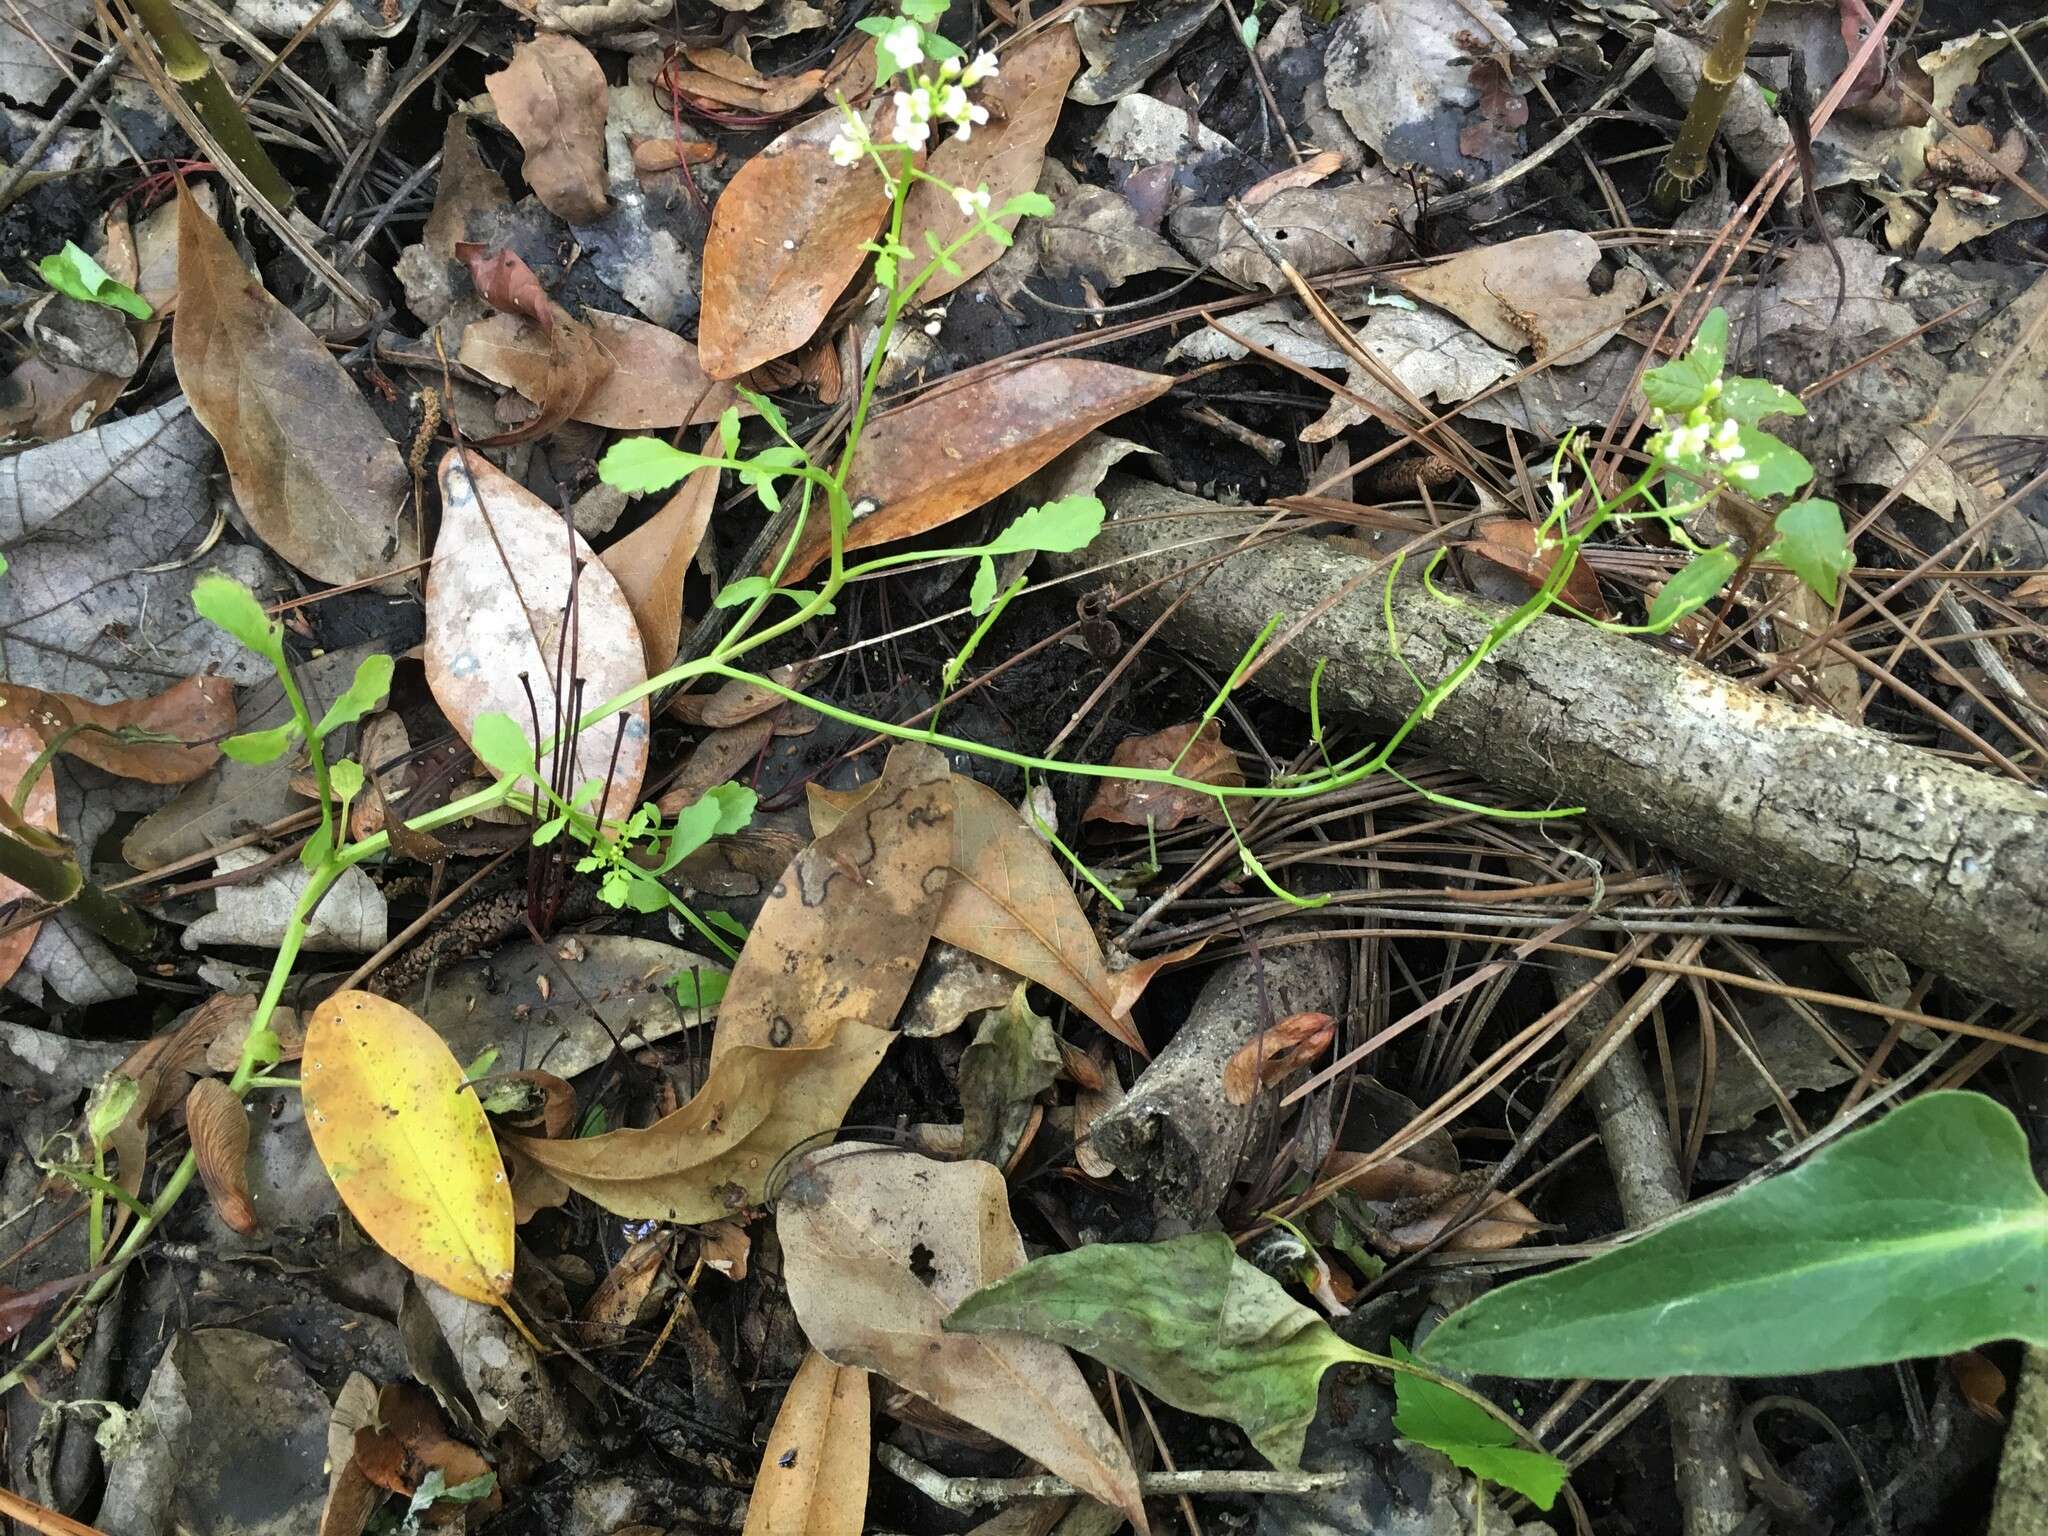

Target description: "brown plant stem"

left=125, top=0, right=295, bottom=210
left=1656, top=0, right=1769, bottom=212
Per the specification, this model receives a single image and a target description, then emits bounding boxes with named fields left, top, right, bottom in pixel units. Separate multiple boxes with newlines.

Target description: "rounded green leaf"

left=1647, top=546, right=1739, bottom=630
left=1422, top=1093, right=2048, bottom=1379
left=1765, top=498, right=1852, bottom=605
left=599, top=437, right=703, bottom=495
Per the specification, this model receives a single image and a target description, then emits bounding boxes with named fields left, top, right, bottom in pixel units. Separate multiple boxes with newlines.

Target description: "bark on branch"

left=1047, top=479, right=2048, bottom=1005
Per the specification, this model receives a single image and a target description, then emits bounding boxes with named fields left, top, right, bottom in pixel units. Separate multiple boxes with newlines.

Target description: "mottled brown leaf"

left=426, top=117, right=511, bottom=261
left=426, top=450, right=649, bottom=826
left=785, top=359, right=1171, bottom=578
left=486, top=35, right=610, bottom=225
left=1397, top=231, right=1646, bottom=365
left=1083, top=719, right=1244, bottom=830
left=742, top=1349, right=869, bottom=1536
left=461, top=309, right=728, bottom=432
left=0, top=723, right=55, bottom=986
left=173, top=187, right=415, bottom=587
left=698, top=107, right=893, bottom=379
left=1461, top=516, right=1610, bottom=620
left=0, top=674, right=234, bottom=784
left=1221, top=1011, right=1335, bottom=1106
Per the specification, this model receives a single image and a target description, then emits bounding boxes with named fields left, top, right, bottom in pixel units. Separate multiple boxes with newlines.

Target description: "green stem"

left=125, top=0, right=295, bottom=212
left=1656, top=0, right=1770, bottom=212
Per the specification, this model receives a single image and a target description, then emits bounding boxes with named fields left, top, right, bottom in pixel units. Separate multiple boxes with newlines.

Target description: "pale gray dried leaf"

left=1070, top=0, right=1221, bottom=106
left=414, top=1279, right=574, bottom=1457
left=8, top=912, right=136, bottom=1008
left=182, top=846, right=387, bottom=953
left=98, top=1329, right=331, bottom=1536
left=121, top=642, right=379, bottom=870
left=1209, top=177, right=1410, bottom=292
left=1730, top=240, right=1913, bottom=341
left=0, top=400, right=285, bottom=699
left=0, top=0, right=92, bottom=103
left=413, top=935, right=727, bottom=1077
left=900, top=941, right=1018, bottom=1039
left=1461, top=340, right=1646, bottom=437
left=1036, top=166, right=1191, bottom=291
left=1303, top=307, right=1520, bottom=442
left=1324, top=0, right=1526, bottom=182
left=1091, top=93, right=1231, bottom=164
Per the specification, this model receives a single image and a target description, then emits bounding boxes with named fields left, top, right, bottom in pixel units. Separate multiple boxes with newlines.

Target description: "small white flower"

left=937, top=82, right=971, bottom=123
left=879, top=20, right=925, bottom=75
left=962, top=49, right=999, bottom=86
left=890, top=87, right=933, bottom=149
left=828, top=129, right=865, bottom=166
left=1731, top=460, right=1761, bottom=482
left=953, top=182, right=992, bottom=217
left=938, top=54, right=963, bottom=78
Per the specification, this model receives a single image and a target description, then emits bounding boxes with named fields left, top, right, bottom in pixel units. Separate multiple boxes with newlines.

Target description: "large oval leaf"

left=781, top=1143, right=1147, bottom=1530
left=303, top=990, right=515, bottom=1304
left=698, top=107, right=893, bottom=379
left=427, top=449, right=649, bottom=826
left=741, top=1349, right=869, bottom=1536
left=172, top=186, right=415, bottom=588
left=783, top=359, right=1171, bottom=578
left=1422, top=1091, right=2048, bottom=1379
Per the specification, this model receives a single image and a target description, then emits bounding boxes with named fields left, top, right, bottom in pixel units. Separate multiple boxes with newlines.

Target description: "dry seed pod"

left=185, top=1077, right=257, bottom=1234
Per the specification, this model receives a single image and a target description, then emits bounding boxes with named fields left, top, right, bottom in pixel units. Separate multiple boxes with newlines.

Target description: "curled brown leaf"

left=185, top=1076, right=257, bottom=1234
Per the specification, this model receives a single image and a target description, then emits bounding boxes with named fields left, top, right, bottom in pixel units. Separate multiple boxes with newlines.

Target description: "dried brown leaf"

left=0, top=724, right=57, bottom=987
left=1397, top=231, right=1646, bottom=365
left=455, top=305, right=611, bottom=443
left=353, top=1382, right=499, bottom=1519
left=173, top=186, right=415, bottom=587
left=906, top=26, right=1080, bottom=301
left=426, top=449, right=650, bottom=826
left=697, top=107, right=894, bottom=379
left=579, top=1229, right=674, bottom=1343
left=742, top=1349, right=870, bottom=1536
left=0, top=674, right=234, bottom=784
left=782, top=359, right=1170, bottom=578
left=1082, top=719, right=1243, bottom=830
left=457, top=242, right=553, bottom=332
left=426, top=117, right=512, bottom=261
left=506, top=745, right=954, bottom=1220
left=185, top=1076, right=257, bottom=1233
left=601, top=464, right=717, bottom=674
left=779, top=1143, right=1146, bottom=1530
left=486, top=35, right=610, bottom=225
left=460, top=310, right=728, bottom=432
left=1221, top=1011, right=1335, bottom=1106
left=1461, top=516, right=1611, bottom=620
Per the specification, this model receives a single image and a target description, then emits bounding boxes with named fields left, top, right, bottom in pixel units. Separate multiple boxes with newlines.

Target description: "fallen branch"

left=1046, top=479, right=2048, bottom=1006
left=876, top=1444, right=1351, bottom=1510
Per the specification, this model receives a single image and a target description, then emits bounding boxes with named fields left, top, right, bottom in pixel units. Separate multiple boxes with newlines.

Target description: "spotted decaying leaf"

left=0, top=674, right=235, bottom=784
left=506, top=744, right=955, bottom=1222
left=740, top=1349, right=869, bottom=1536
left=302, top=990, right=516, bottom=1304
left=425, top=449, right=650, bottom=828
left=778, top=1143, right=1148, bottom=1530
left=1397, top=230, right=1647, bottom=365
left=696, top=105, right=894, bottom=379
left=1082, top=719, right=1244, bottom=831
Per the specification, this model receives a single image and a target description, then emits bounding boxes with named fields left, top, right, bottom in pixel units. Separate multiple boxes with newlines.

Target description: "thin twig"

left=875, top=1444, right=1351, bottom=1511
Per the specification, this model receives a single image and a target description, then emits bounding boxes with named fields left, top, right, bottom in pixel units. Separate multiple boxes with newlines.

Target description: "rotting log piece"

left=1045, top=478, right=2048, bottom=1006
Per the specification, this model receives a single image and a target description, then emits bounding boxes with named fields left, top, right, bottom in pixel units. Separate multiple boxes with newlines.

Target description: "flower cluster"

left=1647, top=386, right=1760, bottom=484
left=829, top=14, right=998, bottom=164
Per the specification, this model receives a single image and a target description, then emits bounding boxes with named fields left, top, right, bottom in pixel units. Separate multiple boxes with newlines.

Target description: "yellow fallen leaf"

left=742, top=1349, right=869, bottom=1536
left=303, top=990, right=515, bottom=1304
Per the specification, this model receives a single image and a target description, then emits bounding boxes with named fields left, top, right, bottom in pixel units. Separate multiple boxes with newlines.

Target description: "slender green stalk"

left=125, top=0, right=295, bottom=211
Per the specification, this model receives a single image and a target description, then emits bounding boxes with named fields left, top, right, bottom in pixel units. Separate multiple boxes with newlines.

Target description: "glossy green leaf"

left=221, top=721, right=300, bottom=765
left=192, top=573, right=284, bottom=663
left=1718, top=376, right=1804, bottom=426
left=1390, top=1341, right=1563, bottom=1509
left=39, top=241, right=151, bottom=320
left=599, top=437, right=708, bottom=495
left=1646, top=547, right=1739, bottom=629
left=714, top=576, right=771, bottom=610
left=946, top=1231, right=1366, bottom=1468
left=703, top=781, right=757, bottom=837
left=315, top=654, right=395, bottom=737
left=1422, top=1092, right=2048, bottom=1380
left=329, top=758, right=365, bottom=799
left=1730, top=425, right=1813, bottom=498
left=671, top=968, right=728, bottom=1010
left=470, top=712, right=535, bottom=779
left=1640, top=309, right=1726, bottom=413
left=1765, top=498, right=1853, bottom=605
left=985, top=495, right=1106, bottom=557
left=969, top=555, right=998, bottom=616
